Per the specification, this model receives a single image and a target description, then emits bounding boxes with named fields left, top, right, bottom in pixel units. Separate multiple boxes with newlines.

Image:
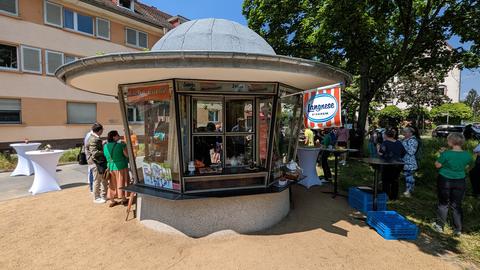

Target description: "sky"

left=142, top=0, right=479, bottom=100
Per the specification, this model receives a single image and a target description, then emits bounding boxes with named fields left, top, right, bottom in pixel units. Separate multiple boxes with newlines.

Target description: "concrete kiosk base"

left=137, top=189, right=290, bottom=237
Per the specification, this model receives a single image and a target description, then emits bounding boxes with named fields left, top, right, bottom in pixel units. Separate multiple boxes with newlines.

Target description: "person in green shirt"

left=433, top=133, right=472, bottom=236
left=103, top=130, right=130, bottom=207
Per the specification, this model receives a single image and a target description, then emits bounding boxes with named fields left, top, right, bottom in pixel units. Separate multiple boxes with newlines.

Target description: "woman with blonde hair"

left=433, top=133, right=472, bottom=236
left=103, top=130, right=129, bottom=207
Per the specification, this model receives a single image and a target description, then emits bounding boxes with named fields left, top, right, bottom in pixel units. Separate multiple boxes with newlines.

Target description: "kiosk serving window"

left=177, top=80, right=276, bottom=192
left=124, top=81, right=181, bottom=191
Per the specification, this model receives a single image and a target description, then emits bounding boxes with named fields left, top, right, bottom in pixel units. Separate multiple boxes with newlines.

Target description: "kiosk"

left=56, top=18, right=351, bottom=237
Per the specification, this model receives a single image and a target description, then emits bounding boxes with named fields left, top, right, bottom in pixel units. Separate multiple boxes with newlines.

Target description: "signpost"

left=303, top=83, right=343, bottom=129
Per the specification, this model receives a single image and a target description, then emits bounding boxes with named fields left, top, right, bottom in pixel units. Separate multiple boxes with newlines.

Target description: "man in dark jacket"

left=87, top=123, right=107, bottom=203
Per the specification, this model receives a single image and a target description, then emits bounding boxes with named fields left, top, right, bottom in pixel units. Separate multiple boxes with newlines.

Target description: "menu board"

left=142, top=162, right=179, bottom=190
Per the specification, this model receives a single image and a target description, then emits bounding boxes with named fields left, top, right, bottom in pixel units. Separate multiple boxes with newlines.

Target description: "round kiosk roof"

left=56, top=18, right=351, bottom=96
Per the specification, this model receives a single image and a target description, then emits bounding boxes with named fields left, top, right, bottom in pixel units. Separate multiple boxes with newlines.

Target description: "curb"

left=0, top=161, right=81, bottom=173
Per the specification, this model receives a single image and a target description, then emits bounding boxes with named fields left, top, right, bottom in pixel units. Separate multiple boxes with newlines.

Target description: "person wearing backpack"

left=87, top=123, right=107, bottom=204
left=103, top=130, right=130, bottom=207
left=401, top=127, right=418, bottom=198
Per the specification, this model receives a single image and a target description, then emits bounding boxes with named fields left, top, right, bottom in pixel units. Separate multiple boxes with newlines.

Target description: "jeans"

left=381, top=165, right=402, bottom=200
left=87, top=167, right=94, bottom=192
left=368, top=142, right=378, bottom=158
left=469, top=165, right=480, bottom=196
left=436, top=175, right=466, bottom=232
left=404, top=170, right=415, bottom=193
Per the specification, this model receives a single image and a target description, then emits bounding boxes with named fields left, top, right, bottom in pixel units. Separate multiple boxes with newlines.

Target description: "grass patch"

left=335, top=137, right=480, bottom=265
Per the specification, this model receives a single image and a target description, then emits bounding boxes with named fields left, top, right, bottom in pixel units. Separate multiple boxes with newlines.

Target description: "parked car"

left=432, top=125, right=465, bottom=138
left=463, top=123, right=480, bottom=140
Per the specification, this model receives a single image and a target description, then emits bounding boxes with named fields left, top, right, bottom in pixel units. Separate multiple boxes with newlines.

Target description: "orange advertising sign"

left=127, top=84, right=171, bottom=103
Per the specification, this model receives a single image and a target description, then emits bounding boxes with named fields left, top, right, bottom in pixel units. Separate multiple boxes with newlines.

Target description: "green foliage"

left=431, top=103, right=473, bottom=124
left=243, top=0, right=480, bottom=138
left=377, top=105, right=404, bottom=127
left=0, top=153, right=17, bottom=171
left=59, top=148, right=81, bottom=163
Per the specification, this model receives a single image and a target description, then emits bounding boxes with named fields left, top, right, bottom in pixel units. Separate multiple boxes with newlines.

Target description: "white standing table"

left=26, top=150, right=64, bottom=195
left=10, top=143, right=41, bottom=176
left=297, top=147, right=324, bottom=188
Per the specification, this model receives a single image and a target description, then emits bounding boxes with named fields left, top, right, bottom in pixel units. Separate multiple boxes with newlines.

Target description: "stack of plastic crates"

left=348, top=187, right=387, bottom=214
left=367, top=211, right=419, bottom=240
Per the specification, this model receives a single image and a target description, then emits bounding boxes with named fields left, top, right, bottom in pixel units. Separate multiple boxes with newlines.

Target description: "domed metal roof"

left=152, top=18, right=276, bottom=55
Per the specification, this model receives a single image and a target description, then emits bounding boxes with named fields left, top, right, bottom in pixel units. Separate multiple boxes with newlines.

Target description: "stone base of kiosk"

left=137, top=189, right=290, bottom=237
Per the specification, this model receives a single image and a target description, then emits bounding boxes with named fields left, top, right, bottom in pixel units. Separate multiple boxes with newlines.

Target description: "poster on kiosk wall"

left=303, top=83, right=342, bottom=129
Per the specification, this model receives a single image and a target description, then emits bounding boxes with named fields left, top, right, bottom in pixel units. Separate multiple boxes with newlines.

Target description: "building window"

left=118, top=0, right=134, bottom=11
left=63, top=9, right=93, bottom=35
left=208, top=110, right=219, bottom=122
left=21, top=46, right=42, bottom=74
left=44, top=1, right=63, bottom=27
left=127, top=106, right=144, bottom=123
left=438, top=85, right=447, bottom=96
left=45, top=50, right=64, bottom=75
left=0, top=0, right=18, bottom=16
left=0, top=99, right=21, bottom=124
left=125, top=28, right=148, bottom=48
left=96, top=18, right=110, bottom=40
left=67, top=102, right=96, bottom=124
left=64, top=55, right=77, bottom=64
left=0, top=44, right=18, bottom=70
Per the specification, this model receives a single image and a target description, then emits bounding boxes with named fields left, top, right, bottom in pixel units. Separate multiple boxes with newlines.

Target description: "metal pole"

left=118, top=86, right=139, bottom=184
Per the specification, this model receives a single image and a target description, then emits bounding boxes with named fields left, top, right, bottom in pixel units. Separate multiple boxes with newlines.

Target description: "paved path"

left=0, top=164, right=88, bottom=202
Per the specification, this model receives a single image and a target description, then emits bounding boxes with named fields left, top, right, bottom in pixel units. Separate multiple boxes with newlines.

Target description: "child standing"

left=433, top=133, right=472, bottom=236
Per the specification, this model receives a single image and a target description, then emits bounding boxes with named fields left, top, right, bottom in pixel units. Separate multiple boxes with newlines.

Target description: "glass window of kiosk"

left=177, top=80, right=276, bottom=192
left=270, top=85, right=303, bottom=183
left=124, top=81, right=181, bottom=191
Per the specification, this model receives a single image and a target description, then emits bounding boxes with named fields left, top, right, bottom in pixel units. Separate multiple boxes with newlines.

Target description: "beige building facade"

left=0, top=0, right=185, bottom=150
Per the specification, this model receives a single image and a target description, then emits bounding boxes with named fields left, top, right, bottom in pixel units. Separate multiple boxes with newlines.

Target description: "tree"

left=463, top=89, right=480, bottom=117
left=430, top=103, right=473, bottom=125
left=243, top=0, right=480, bottom=142
left=380, top=72, right=451, bottom=127
left=377, top=105, right=404, bottom=127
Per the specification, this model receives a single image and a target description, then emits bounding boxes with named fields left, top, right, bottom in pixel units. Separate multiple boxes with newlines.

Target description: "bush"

left=378, top=105, right=404, bottom=127
left=431, top=102, right=473, bottom=125
left=59, top=148, right=81, bottom=163
left=0, top=153, right=17, bottom=171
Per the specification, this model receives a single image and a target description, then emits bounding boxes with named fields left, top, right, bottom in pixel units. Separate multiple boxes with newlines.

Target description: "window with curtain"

left=45, top=50, right=64, bottom=75
left=44, top=1, right=62, bottom=27
left=67, top=102, right=96, bottom=124
left=21, top=46, right=42, bottom=74
left=96, top=18, right=110, bottom=40
left=0, top=99, right=21, bottom=124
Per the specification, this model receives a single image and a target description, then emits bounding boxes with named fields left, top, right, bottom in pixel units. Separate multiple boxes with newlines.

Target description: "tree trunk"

left=356, top=74, right=374, bottom=153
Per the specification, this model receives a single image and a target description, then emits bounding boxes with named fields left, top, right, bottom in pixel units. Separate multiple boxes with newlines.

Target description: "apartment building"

left=0, top=0, right=186, bottom=150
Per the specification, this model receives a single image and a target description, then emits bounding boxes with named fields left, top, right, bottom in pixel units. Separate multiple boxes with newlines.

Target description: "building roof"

left=81, top=0, right=175, bottom=30
left=152, top=18, right=276, bottom=55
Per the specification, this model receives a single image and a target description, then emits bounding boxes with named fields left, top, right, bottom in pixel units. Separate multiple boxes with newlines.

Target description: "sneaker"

left=93, top=198, right=106, bottom=204
left=403, top=191, right=411, bottom=198
left=432, top=222, right=443, bottom=233
left=453, top=230, right=462, bottom=237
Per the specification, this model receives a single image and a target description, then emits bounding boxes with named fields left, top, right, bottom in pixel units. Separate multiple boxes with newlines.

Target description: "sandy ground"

left=0, top=185, right=475, bottom=270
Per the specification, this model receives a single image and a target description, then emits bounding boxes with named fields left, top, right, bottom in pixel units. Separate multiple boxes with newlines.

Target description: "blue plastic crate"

left=348, top=187, right=387, bottom=213
left=366, top=211, right=419, bottom=240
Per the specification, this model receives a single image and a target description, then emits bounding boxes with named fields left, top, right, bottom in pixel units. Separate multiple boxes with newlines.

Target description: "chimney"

left=168, top=16, right=188, bottom=28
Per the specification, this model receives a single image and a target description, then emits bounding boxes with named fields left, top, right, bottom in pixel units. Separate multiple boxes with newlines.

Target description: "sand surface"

left=0, top=185, right=474, bottom=270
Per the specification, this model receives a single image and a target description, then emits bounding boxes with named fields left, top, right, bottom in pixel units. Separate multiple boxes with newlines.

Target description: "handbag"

left=103, top=143, right=118, bottom=181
